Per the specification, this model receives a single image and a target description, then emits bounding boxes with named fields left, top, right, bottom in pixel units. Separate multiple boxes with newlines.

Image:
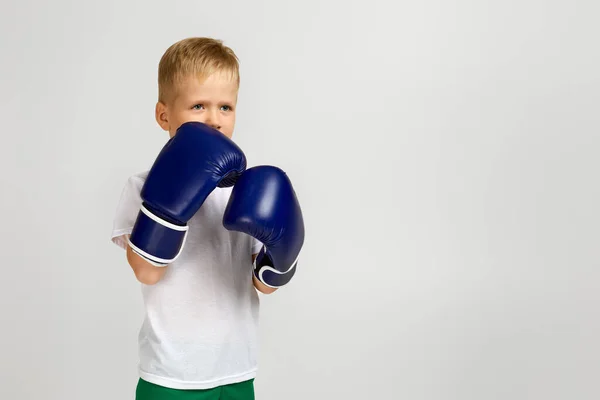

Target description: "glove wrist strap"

left=253, top=246, right=300, bottom=288
left=128, top=204, right=189, bottom=266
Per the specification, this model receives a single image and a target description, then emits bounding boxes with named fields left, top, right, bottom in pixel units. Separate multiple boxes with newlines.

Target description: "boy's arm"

left=110, top=176, right=172, bottom=286
left=252, top=253, right=278, bottom=294
left=124, top=234, right=168, bottom=285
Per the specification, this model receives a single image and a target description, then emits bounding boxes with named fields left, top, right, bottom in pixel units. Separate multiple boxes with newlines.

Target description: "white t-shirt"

left=110, top=171, right=263, bottom=390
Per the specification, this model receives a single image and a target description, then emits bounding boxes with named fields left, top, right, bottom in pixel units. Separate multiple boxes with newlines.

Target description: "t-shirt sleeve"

left=251, top=238, right=263, bottom=255
left=110, top=174, right=145, bottom=250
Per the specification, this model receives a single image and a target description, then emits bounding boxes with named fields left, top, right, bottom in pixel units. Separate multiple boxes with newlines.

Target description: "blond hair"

left=158, top=37, right=240, bottom=103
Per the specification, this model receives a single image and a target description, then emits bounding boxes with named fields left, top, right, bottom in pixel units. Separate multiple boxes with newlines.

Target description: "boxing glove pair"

left=128, top=121, right=304, bottom=288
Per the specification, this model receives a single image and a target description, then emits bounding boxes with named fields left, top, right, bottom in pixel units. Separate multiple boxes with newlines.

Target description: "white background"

left=1, top=0, right=599, bottom=399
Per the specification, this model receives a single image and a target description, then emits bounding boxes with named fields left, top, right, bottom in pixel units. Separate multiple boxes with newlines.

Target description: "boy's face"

left=156, top=70, right=238, bottom=139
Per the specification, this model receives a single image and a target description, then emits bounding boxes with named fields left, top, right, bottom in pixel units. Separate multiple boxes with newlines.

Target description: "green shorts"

left=135, top=378, right=255, bottom=400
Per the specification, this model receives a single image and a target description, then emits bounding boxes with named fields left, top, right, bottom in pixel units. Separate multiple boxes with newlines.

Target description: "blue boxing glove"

left=128, top=122, right=246, bottom=266
left=223, top=166, right=305, bottom=288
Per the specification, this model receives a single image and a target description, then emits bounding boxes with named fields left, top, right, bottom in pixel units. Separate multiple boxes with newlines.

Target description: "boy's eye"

left=220, top=105, right=231, bottom=111
left=192, top=104, right=204, bottom=110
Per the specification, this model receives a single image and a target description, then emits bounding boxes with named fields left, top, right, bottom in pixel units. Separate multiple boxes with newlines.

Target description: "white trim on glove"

left=127, top=204, right=190, bottom=267
left=254, top=247, right=301, bottom=289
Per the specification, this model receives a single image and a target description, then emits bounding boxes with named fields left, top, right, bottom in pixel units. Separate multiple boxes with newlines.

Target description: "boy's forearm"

left=127, top=242, right=168, bottom=285
left=253, top=274, right=278, bottom=294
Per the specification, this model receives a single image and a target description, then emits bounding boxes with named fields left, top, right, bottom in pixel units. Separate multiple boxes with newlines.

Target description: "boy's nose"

left=204, top=110, right=221, bottom=131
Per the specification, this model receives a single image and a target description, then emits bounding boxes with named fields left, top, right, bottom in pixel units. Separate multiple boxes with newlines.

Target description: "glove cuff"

left=128, top=204, right=189, bottom=266
left=253, top=246, right=299, bottom=288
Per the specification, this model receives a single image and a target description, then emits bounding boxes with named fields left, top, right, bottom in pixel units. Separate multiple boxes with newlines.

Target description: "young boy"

left=110, top=37, right=304, bottom=400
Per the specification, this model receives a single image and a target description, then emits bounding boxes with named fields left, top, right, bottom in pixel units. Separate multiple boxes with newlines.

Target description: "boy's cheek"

left=174, top=112, right=200, bottom=127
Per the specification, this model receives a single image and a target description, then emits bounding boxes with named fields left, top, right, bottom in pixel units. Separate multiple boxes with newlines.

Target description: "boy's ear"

left=155, top=101, right=169, bottom=131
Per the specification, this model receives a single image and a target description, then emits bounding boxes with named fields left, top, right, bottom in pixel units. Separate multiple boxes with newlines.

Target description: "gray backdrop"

left=1, top=0, right=598, bottom=399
